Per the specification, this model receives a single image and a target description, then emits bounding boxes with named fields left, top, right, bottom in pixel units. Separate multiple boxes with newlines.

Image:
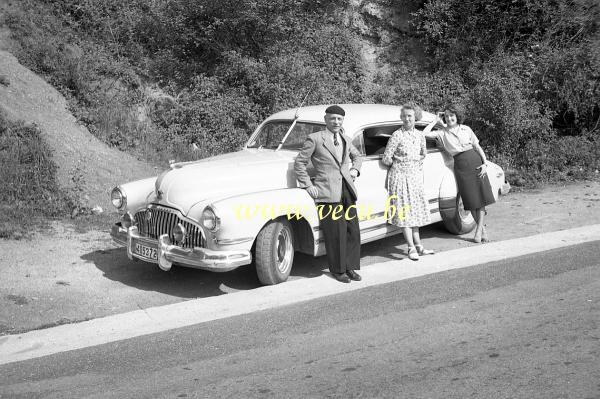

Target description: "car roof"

left=264, top=104, right=437, bottom=133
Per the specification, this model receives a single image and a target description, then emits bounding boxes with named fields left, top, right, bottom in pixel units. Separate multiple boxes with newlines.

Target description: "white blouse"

left=434, top=125, right=479, bottom=156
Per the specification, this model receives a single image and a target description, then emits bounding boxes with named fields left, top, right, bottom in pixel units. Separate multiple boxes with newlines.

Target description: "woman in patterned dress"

left=423, top=104, right=495, bottom=243
left=382, top=104, right=434, bottom=261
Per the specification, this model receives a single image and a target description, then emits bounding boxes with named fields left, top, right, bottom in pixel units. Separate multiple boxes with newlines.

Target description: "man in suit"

left=294, top=105, right=363, bottom=283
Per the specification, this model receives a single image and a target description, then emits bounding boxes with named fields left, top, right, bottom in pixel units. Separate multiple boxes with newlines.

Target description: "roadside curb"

left=2, top=224, right=600, bottom=365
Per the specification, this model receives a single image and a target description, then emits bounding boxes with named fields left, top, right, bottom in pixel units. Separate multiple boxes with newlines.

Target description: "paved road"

left=1, top=241, right=598, bottom=399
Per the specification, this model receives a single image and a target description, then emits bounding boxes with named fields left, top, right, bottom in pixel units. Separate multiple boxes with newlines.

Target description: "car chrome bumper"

left=110, top=224, right=252, bottom=272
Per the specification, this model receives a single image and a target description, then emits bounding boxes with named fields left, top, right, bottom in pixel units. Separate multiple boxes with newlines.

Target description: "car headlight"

left=173, top=223, right=187, bottom=244
left=121, top=212, right=135, bottom=229
left=111, top=187, right=127, bottom=210
left=202, top=206, right=220, bottom=232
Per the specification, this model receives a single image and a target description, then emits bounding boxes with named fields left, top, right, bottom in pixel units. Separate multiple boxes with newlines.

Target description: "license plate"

left=134, top=242, right=158, bottom=260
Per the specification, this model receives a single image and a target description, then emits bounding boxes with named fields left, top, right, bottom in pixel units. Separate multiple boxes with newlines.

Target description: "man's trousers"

left=317, top=181, right=361, bottom=274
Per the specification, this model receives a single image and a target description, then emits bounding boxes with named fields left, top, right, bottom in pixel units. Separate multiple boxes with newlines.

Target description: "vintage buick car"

left=110, top=104, right=510, bottom=285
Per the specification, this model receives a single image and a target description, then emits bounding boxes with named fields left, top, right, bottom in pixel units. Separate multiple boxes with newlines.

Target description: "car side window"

left=354, top=124, right=441, bottom=157
left=362, top=125, right=402, bottom=156
left=352, top=130, right=366, bottom=156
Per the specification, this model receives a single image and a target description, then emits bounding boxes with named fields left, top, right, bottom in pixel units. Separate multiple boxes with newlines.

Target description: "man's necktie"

left=333, top=134, right=339, bottom=146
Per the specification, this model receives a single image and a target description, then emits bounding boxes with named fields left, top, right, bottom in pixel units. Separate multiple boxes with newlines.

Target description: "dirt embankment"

left=0, top=49, right=156, bottom=211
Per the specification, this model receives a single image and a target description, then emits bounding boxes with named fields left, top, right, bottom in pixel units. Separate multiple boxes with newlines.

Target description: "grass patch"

left=0, top=112, right=70, bottom=239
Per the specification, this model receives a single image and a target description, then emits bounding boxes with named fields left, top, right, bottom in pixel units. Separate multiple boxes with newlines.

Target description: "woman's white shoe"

left=415, top=244, right=434, bottom=255
left=408, top=247, right=420, bottom=261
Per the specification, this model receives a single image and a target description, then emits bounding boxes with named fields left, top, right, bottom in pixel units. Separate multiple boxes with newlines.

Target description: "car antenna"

left=275, top=84, right=315, bottom=151
left=294, top=83, right=314, bottom=120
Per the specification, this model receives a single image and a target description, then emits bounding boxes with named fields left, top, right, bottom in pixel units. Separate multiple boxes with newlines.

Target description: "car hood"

left=154, top=150, right=299, bottom=214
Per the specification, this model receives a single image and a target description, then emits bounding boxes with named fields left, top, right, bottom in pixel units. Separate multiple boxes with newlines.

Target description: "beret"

left=325, top=105, right=345, bottom=116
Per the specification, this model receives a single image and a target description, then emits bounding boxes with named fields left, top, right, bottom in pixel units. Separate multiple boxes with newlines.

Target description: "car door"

left=415, top=123, right=447, bottom=223
left=351, top=124, right=404, bottom=243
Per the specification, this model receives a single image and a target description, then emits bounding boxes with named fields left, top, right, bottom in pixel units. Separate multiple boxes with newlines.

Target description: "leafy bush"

left=365, top=68, right=468, bottom=112
left=411, top=0, right=600, bottom=180
left=3, top=0, right=599, bottom=190
left=465, top=55, right=552, bottom=158
left=5, top=0, right=364, bottom=165
left=156, top=75, right=260, bottom=159
left=513, top=135, right=600, bottom=185
left=530, top=42, right=600, bottom=134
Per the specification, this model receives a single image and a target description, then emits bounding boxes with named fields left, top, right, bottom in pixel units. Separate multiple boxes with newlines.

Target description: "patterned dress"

left=382, top=128, right=431, bottom=227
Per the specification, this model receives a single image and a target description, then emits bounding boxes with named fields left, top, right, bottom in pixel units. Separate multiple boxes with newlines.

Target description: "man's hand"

left=306, top=186, right=318, bottom=198
left=350, top=168, right=359, bottom=180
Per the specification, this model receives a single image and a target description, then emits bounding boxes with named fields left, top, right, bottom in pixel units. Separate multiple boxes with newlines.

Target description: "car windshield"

left=246, top=120, right=325, bottom=151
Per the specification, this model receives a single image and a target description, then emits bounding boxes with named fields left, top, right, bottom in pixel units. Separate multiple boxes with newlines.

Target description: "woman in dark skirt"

left=423, top=104, right=495, bottom=242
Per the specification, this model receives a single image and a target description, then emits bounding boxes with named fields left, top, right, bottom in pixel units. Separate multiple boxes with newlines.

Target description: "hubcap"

left=275, top=227, right=293, bottom=274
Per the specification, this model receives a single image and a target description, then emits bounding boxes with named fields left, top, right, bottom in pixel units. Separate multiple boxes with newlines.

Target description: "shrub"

left=465, top=55, right=552, bottom=159
left=4, top=0, right=598, bottom=190
left=366, top=68, right=468, bottom=111
left=515, top=135, right=600, bottom=184
left=5, top=0, right=365, bottom=164
left=414, top=0, right=600, bottom=137
left=530, top=41, right=600, bottom=135
left=155, top=75, right=260, bottom=159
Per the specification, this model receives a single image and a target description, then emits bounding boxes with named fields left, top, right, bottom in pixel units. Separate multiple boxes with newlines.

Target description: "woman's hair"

left=400, top=103, right=423, bottom=121
left=443, top=103, right=466, bottom=124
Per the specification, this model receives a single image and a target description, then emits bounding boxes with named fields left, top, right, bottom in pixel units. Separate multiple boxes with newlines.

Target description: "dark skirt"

left=453, top=149, right=495, bottom=211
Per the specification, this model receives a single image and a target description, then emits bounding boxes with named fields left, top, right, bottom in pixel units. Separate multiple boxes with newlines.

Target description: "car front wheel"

left=440, top=195, right=476, bottom=235
left=254, top=219, right=294, bottom=285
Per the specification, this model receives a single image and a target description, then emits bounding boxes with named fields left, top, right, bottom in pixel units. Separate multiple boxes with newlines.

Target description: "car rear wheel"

left=440, top=195, right=476, bottom=235
left=254, top=219, right=294, bottom=285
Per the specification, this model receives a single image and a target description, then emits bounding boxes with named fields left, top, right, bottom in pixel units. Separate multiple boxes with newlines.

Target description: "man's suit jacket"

left=294, top=130, right=363, bottom=203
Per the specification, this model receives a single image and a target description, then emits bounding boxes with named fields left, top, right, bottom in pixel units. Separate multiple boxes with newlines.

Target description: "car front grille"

left=134, top=206, right=205, bottom=248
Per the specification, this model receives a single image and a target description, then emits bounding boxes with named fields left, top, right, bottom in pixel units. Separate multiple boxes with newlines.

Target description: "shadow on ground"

left=81, top=248, right=329, bottom=299
left=81, top=222, right=460, bottom=299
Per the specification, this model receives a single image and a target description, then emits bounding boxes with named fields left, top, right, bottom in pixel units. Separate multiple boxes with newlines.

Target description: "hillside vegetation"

left=3, top=0, right=600, bottom=191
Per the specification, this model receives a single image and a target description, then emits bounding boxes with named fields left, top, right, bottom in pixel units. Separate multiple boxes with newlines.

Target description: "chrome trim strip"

left=361, top=222, right=390, bottom=234
left=311, top=210, right=386, bottom=233
left=316, top=221, right=391, bottom=244
left=368, top=211, right=386, bottom=219
left=216, top=237, right=254, bottom=245
left=360, top=228, right=402, bottom=244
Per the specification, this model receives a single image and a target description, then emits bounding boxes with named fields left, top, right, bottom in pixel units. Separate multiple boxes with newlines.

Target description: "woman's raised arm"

left=422, top=116, right=442, bottom=139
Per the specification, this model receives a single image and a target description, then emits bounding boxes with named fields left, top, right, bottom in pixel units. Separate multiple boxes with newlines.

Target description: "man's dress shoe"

left=346, top=270, right=362, bottom=281
left=332, top=272, right=351, bottom=283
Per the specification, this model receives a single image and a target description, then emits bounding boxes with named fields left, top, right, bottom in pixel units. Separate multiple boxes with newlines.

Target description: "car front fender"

left=115, top=177, right=157, bottom=214
left=206, top=188, right=320, bottom=251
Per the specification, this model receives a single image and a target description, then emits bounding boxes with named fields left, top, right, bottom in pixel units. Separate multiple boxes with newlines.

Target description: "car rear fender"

left=438, top=168, right=459, bottom=211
